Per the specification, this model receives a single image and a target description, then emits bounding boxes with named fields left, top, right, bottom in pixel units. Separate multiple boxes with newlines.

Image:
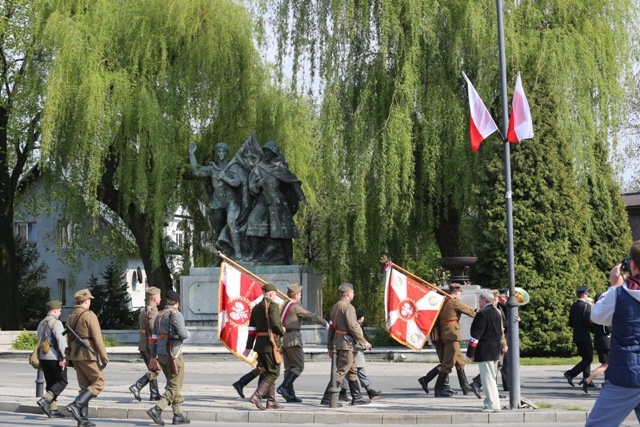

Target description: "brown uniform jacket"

left=66, top=306, right=108, bottom=363
left=327, top=298, right=367, bottom=351
left=281, top=301, right=327, bottom=347
left=438, top=298, right=476, bottom=341
left=137, top=305, right=159, bottom=352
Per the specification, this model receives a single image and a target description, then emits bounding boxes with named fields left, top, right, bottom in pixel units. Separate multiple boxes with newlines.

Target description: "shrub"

left=13, top=330, right=38, bottom=350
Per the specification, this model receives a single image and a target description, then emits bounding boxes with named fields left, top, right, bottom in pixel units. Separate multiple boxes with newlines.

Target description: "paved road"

left=0, top=357, right=637, bottom=425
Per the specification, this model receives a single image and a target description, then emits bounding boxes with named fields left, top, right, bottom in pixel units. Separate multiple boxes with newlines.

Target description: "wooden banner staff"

left=213, top=249, right=268, bottom=286
left=390, top=262, right=451, bottom=300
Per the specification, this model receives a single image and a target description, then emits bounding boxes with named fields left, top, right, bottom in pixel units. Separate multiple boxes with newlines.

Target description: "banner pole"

left=213, top=249, right=268, bottom=285
left=390, top=263, right=451, bottom=299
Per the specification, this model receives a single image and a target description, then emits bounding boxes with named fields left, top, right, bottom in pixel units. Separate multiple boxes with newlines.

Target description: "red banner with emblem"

left=384, top=263, right=447, bottom=351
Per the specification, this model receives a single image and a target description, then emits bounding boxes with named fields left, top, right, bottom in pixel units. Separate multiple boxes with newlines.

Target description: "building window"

left=15, top=222, right=37, bottom=243
left=57, top=221, right=71, bottom=248
left=175, top=231, right=184, bottom=247
left=58, top=279, right=66, bottom=305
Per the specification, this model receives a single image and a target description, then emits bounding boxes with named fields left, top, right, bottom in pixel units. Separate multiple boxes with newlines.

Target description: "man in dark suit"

left=467, top=289, right=507, bottom=412
left=564, top=285, right=593, bottom=387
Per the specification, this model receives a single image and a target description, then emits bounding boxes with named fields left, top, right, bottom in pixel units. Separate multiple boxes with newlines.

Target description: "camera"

left=621, top=256, right=632, bottom=274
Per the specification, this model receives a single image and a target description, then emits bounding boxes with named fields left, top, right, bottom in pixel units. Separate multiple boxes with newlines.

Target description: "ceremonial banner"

left=384, top=263, right=447, bottom=351
left=217, top=259, right=289, bottom=366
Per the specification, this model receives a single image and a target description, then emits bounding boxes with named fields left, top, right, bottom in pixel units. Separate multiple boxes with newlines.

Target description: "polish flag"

left=462, top=71, right=499, bottom=152
left=507, top=72, right=534, bottom=143
left=384, top=263, right=447, bottom=351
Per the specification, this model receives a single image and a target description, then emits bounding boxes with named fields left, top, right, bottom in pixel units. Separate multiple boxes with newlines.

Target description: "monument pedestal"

left=180, top=264, right=327, bottom=345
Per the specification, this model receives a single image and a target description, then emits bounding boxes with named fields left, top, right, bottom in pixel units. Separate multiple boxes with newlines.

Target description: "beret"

left=74, top=289, right=94, bottom=303
left=356, top=309, right=366, bottom=319
left=46, top=300, right=63, bottom=310
left=166, top=290, right=181, bottom=302
left=262, top=283, right=277, bottom=292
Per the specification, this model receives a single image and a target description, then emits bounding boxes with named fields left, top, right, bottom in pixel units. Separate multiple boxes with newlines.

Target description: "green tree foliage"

left=37, top=0, right=316, bottom=294
left=15, top=237, right=50, bottom=329
left=266, top=0, right=635, bottom=345
left=0, top=0, right=54, bottom=329
left=89, top=263, right=136, bottom=329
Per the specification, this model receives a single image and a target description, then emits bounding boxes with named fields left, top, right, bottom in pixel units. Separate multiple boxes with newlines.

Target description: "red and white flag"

left=384, top=263, right=446, bottom=351
left=507, top=72, right=534, bottom=143
left=462, top=71, right=499, bottom=152
left=218, top=262, right=265, bottom=366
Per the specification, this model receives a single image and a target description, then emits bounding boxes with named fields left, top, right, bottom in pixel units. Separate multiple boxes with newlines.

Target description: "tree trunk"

left=434, top=204, right=464, bottom=258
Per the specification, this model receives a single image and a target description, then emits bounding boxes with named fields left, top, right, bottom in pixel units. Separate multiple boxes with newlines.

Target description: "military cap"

left=448, top=283, right=462, bottom=293
left=262, top=283, right=277, bottom=292
left=74, top=289, right=94, bottom=303
left=287, top=284, right=303, bottom=294
left=145, top=286, right=161, bottom=296
left=46, top=300, right=63, bottom=310
left=166, top=290, right=181, bottom=302
left=498, top=289, right=509, bottom=296
left=338, top=282, right=354, bottom=293
left=356, top=309, right=366, bottom=319
left=576, top=285, right=589, bottom=295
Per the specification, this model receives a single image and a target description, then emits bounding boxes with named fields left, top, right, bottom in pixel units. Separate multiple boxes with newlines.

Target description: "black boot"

left=434, top=372, right=455, bottom=397
left=233, top=368, right=260, bottom=399
left=418, top=366, right=440, bottom=394
left=129, top=374, right=150, bottom=402
left=470, top=374, right=482, bottom=399
left=147, top=405, right=165, bottom=426
left=172, top=413, right=191, bottom=424
left=149, top=379, right=162, bottom=401
left=66, top=390, right=94, bottom=424
left=365, top=386, right=381, bottom=399
left=249, top=381, right=271, bottom=410
left=37, top=396, right=52, bottom=417
left=320, top=381, right=343, bottom=407
left=338, top=388, right=349, bottom=402
left=444, top=374, right=458, bottom=394
left=79, top=404, right=96, bottom=427
left=457, top=369, right=473, bottom=395
left=277, top=371, right=302, bottom=403
left=348, top=380, right=370, bottom=405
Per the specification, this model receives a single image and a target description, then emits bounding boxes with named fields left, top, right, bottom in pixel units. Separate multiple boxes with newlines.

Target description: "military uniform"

left=36, top=300, right=67, bottom=418
left=277, top=283, right=328, bottom=402
left=147, top=290, right=191, bottom=426
left=245, top=283, right=286, bottom=410
left=321, top=282, right=370, bottom=406
left=65, top=289, right=108, bottom=427
left=129, top=286, right=162, bottom=401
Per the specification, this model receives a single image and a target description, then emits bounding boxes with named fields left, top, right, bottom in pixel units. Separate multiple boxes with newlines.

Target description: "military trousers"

left=157, top=354, right=185, bottom=409
left=282, top=345, right=305, bottom=376
left=73, top=360, right=105, bottom=396
left=140, top=350, right=159, bottom=381
left=335, top=349, right=358, bottom=383
left=439, top=339, right=466, bottom=374
left=40, top=359, right=68, bottom=397
left=256, top=351, right=281, bottom=385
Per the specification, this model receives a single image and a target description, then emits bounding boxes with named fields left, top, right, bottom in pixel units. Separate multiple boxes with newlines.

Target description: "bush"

left=367, top=326, right=402, bottom=347
left=13, top=330, right=38, bottom=350
left=102, top=335, right=121, bottom=347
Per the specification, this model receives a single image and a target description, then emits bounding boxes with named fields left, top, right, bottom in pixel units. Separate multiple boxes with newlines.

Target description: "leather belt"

left=256, top=332, right=269, bottom=337
left=335, top=329, right=349, bottom=335
left=443, top=319, right=459, bottom=324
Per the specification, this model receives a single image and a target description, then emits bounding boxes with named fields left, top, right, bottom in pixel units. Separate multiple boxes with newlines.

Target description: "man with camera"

left=586, top=243, right=640, bottom=426
left=563, top=285, right=593, bottom=387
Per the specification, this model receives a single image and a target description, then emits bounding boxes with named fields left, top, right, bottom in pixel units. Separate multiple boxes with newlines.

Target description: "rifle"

left=167, top=310, right=179, bottom=375
left=63, top=324, right=107, bottom=371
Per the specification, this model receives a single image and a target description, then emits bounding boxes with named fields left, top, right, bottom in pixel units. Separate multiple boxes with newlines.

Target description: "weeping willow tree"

left=265, top=0, right=636, bottom=328
left=37, top=0, right=317, bottom=293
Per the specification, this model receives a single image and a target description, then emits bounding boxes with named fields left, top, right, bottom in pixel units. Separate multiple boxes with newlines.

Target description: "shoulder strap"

left=331, top=302, right=348, bottom=327
left=280, top=301, right=297, bottom=323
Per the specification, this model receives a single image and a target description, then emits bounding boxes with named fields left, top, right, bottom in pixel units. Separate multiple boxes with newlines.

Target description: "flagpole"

left=390, top=263, right=451, bottom=299
left=213, top=249, right=268, bottom=285
left=496, top=0, right=521, bottom=410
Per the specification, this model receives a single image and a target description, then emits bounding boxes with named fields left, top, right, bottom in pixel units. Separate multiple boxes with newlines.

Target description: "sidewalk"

left=0, top=345, right=635, bottom=425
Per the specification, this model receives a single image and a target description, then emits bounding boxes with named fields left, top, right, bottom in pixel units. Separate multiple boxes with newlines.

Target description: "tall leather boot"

left=457, top=369, right=473, bottom=395
left=266, top=384, right=284, bottom=409
left=249, top=381, right=270, bottom=410
left=444, top=374, right=458, bottom=394
left=79, top=404, right=96, bottom=427
left=233, top=368, right=261, bottom=399
left=434, top=372, right=455, bottom=397
left=66, top=390, right=94, bottom=424
left=348, top=380, right=370, bottom=405
left=277, top=371, right=302, bottom=402
left=129, top=375, right=150, bottom=402
left=320, top=381, right=342, bottom=407
left=149, top=379, right=162, bottom=401
left=418, top=366, right=440, bottom=394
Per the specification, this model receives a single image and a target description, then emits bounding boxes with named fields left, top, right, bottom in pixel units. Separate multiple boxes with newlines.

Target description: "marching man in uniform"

left=277, top=283, right=328, bottom=402
left=243, top=283, right=286, bottom=410
left=129, top=286, right=162, bottom=401
left=321, top=282, right=372, bottom=406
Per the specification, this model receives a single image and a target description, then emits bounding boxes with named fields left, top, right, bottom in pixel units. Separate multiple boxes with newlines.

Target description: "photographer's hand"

left=610, top=264, right=624, bottom=288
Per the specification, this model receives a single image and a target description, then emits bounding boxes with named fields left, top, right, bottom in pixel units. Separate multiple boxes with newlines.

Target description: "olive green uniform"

left=281, top=301, right=327, bottom=376
left=66, top=306, right=108, bottom=396
left=438, top=298, right=476, bottom=374
left=138, top=304, right=160, bottom=381
left=328, top=297, right=367, bottom=383
left=246, top=297, right=285, bottom=385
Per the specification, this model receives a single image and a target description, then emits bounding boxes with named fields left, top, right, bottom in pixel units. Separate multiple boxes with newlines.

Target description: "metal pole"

left=35, top=369, right=44, bottom=397
left=329, top=345, right=339, bottom=408
left=495, top=0, right=521, bottom=410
